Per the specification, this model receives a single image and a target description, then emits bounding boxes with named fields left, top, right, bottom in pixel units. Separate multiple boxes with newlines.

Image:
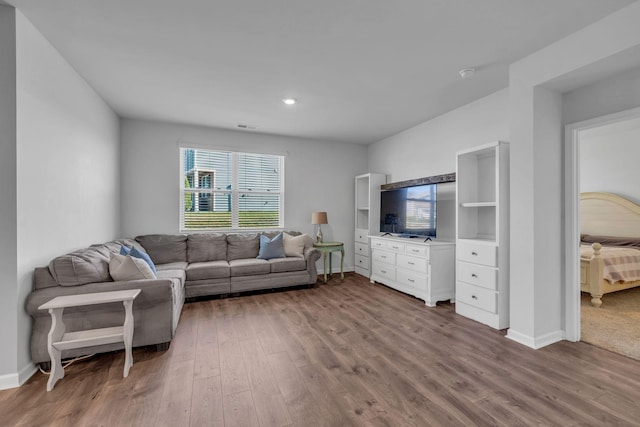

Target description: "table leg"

left=47, top=308, right=66, bottom=391
left=340, top=248, right=344, bottom=279
left=329, top=252, right=333, bottom=278
left=123, top=299, right=135, bottom=377
left=323, top=252, right=328, bottom=283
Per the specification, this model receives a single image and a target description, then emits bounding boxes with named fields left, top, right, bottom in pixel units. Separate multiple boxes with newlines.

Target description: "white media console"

left=369, top=235, right=455, bottom=307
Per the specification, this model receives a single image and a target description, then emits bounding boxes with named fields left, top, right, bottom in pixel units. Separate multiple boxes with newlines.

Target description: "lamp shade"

left=311, top=211, right=328, bottom=225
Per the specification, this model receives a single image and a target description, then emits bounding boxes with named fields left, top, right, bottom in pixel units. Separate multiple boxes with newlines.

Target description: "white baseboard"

left=506, top=328, right=564, bottom=349
left=0, top=362, right=38, bottom=390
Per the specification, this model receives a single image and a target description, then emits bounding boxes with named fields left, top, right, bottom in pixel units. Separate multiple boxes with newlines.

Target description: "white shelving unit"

left=354, top=173, right=387, bottom=277
left=455, top=141, right=509, bottom=329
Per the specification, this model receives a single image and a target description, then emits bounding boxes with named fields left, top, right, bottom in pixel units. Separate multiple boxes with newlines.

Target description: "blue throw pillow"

left=119, top=245, right=131, bottom=255
left=257, top=233, right=286, bottom=260
left=130, top=246, right=157, bottom=274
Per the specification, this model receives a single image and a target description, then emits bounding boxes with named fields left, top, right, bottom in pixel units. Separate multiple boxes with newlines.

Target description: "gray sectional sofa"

left=26, top=231, right=320, bottom=368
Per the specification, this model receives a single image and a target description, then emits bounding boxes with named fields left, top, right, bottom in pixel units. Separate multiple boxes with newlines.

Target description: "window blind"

left=180, top=148, right=284, bottom=230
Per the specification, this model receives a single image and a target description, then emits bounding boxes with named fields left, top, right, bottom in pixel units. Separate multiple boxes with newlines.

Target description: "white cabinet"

left=369, top=236, right=455, bottom=307
left=354, top=173, right=387, bottom=277
left=455, top=141, right=509, bottom=329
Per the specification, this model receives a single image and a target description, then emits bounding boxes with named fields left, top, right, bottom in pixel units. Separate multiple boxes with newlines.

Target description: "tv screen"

left=380, top=184, right=437, bottom=237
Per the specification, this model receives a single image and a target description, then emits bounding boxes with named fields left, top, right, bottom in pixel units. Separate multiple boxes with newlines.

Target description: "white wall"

left=120, top=119, right=367, bottom=271
left=0, top=10, right=120, bottom=388
left=368, top=89, right=510, bottom=240
left=507, top=1, right=640, bottom=348
left=0, top=4, right=18, bottom=386
left=579, top=116, right=640, bottom=205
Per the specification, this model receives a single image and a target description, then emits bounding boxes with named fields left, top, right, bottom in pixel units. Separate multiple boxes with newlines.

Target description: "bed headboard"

left=581, top=192, right=640, bottom=237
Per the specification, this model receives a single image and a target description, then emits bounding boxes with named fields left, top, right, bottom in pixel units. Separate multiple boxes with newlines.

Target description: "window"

left=180, top=147, right=284, bottom=230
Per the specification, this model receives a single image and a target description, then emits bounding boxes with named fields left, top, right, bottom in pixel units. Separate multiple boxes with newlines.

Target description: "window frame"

left=179, top=147, right=285, bottom=232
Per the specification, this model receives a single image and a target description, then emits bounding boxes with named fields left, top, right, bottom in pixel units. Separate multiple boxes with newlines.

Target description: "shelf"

left=460, top=202, right=496, bottom=208
left=53, top=326, right=124, bottom=351
left=357, top=206, right=370, bottom=211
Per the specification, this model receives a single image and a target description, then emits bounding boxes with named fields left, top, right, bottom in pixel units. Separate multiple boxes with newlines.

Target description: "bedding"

left=581, top=244, right=640, bottom=284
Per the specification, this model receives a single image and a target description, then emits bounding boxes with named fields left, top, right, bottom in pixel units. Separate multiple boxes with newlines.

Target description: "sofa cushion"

left=135, top=234, right=187, bottom=264
left=229, top=259, right=270, bottom=276
left=155, top=261, right=188, bottom=271
left=227, top=233, right=260, bottom=260
left=186, top=261, right=231, bottom=281
left=187, top=233, right=227, bottom=263
left=269, top=257, right=307, bottom=273
left=156, top=269, right=186, bottom=288
left=257, top=233, right=286, bottom=260
left=109, top=254, right=157, bottom=281
left=49, top=247, right=112, bottom=287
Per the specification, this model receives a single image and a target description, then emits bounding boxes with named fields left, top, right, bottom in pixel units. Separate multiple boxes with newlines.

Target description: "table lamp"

left=311, top=211, right=328, bottom=243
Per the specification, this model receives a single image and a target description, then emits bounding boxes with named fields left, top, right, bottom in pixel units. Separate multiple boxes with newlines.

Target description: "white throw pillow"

left=109, top=253, right=156, bottom=281
left=283, top=232, right=309, bottom=257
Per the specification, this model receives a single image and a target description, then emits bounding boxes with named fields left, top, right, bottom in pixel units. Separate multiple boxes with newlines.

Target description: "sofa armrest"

left=303, top=247, right=321, bottom=284
left=304, top=246, right=321, bottom=263
left=25, top=278, right=174, bottom=317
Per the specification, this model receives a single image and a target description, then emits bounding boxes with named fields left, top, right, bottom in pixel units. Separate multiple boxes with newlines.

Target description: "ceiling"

left=6, top=0, right=636, bottom=144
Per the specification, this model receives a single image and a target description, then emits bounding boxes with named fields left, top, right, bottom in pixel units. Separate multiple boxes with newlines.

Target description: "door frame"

left=564, top=106, right=640, bottom=341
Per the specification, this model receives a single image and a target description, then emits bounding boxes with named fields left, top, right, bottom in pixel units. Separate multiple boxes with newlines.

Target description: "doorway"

left=564, top=106, right=640, bottom=343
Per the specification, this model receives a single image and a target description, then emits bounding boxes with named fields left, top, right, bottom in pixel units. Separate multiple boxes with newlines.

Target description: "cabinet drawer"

left=371, top=239, right=386, bottom=249
left=387, top=241, right=405, bottom=252
left=397, top=254, right=427, bottom=274
left=456, top=241, right=497, bottom=267
left=355, top=242, right=369, bottom=257
left=372, top=249, right=395, bottom=264
left=355, top=229, right=369, bottom=244
left=397, top=270, right=426, bottom=290
left=355, top=254, right=369, bottom=270
left=372, top=263, right=395, bottom=281
left=405, top=244, right=428, bottom=256
left=456, top=282, right=497, bottom=313
left=456, top=261, right=497, bottom=291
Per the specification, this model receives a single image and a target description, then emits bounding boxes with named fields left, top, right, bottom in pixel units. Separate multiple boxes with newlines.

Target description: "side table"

left=313, top=242, right=345, bottom=283
left=38, top=289, right=141, bottom=391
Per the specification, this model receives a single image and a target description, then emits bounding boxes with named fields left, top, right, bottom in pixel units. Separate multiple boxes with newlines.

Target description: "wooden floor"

left=3, top=274, right=640, bottom=426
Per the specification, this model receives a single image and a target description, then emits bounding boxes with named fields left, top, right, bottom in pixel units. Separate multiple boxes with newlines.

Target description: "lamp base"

left=316, top=226, right=323, bottom=243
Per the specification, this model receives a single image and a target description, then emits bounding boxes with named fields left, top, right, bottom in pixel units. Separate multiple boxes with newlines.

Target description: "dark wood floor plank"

left=4, top=273, right=640, bottom=426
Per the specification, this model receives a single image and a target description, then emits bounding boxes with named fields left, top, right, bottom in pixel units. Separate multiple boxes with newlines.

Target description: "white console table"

left=38, top=289, right=141, bottom=391
left=370, top=236, right=455, bottom=307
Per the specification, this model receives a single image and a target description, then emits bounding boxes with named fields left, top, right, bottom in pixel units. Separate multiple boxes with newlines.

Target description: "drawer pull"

left=471, top=252, right=478, bottom=256
left=471, top=295, right=478, bottom=299
left=381, top=255, right=387, bottom=259
left=381, top=270, right=387, bottom=274
left=408, top=261, right=415, bottom=265
left=408, top=278, right=415, bottom=283
left=411, top=249, right=419, bottom=253
left=359, top=248, right=363, bottom=251
left=471, top=273, right=478, bottom=278
left=392, top=245, right=399, bottom=249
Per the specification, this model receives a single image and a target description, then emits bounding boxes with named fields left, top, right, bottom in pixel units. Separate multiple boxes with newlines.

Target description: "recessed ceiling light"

left=282, top=98, right=296, bottom=105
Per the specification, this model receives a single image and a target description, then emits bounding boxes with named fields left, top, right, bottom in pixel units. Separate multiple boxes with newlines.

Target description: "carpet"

left=581, top=287, right=640, bottom=361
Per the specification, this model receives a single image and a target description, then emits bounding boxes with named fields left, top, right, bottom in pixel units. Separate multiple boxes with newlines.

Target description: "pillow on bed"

left=581, top=234, right=640, bottom=248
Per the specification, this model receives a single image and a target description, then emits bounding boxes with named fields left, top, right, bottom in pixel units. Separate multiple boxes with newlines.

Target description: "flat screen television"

left=380, top=183, right=437, bottom=238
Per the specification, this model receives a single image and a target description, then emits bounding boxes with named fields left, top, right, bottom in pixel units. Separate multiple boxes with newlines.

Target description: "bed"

left=580, top=192, right=640, bottom=307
